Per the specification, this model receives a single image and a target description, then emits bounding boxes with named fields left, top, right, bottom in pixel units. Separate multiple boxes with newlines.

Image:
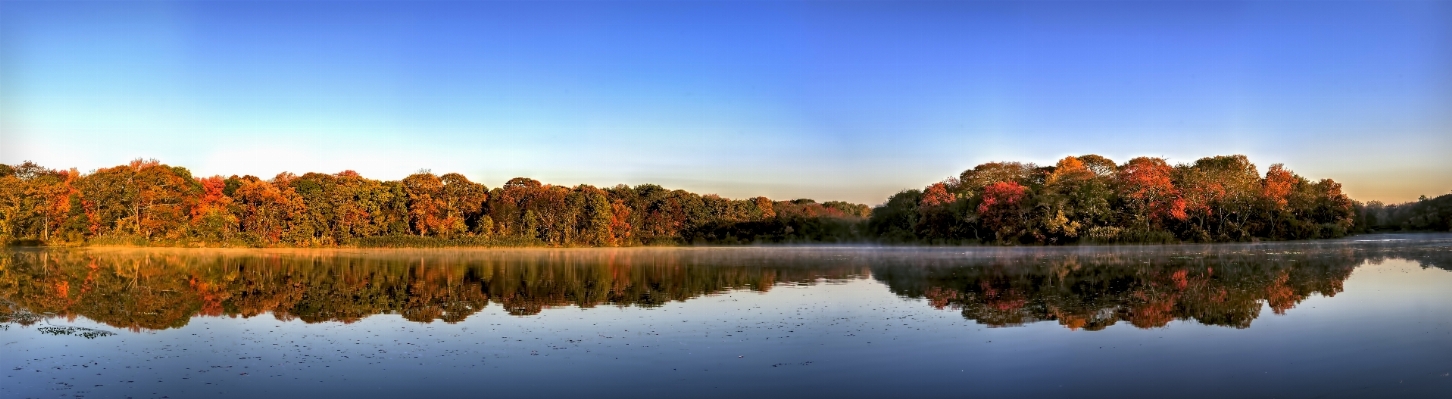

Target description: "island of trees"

left=0, top=154, right=1446, bottom=247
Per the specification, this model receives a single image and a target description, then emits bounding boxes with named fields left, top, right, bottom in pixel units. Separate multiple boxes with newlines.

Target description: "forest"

left=0, top=153, right=1439, bottom=247
left=1356, top=194, right=1452, bottom=233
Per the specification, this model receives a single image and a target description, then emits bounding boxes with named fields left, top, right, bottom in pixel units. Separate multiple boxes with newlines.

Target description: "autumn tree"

left=1116, top=157, right=1186, bottom=232
left=229, top=175, right=309, bottom=244
left=915, top=182, right=962, bottom=241
left=439, top=173, right=488, bottom=237
left=0, top=162, right=70, bottom=241
left=191, top=176, right=239, bottom=242
left=74, top=160, right=199, bottom=240
left=977, top=181, right=1029, bottom=243
left=1175, top=155, right=1260, bottom=240
left=1259, top=164, right=1298, bottom=237
left=958, top=162, right=1034, bottom=196
left=402, top=172, right=447, bottom=236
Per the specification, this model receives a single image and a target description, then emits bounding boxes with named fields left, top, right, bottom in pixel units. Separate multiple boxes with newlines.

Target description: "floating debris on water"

left=36, top=326, right=118, bottom=339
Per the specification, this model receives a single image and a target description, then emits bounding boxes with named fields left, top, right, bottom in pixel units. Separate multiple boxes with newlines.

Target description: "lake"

left=3, top=235, right=1451, bottom=398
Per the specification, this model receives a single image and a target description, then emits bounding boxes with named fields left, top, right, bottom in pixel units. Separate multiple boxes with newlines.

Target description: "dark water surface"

left=3, top=235, right=1451, bottom=398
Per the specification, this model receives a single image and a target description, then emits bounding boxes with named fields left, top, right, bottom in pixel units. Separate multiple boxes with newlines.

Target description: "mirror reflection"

left=3, top=242, right=1448, bottom=332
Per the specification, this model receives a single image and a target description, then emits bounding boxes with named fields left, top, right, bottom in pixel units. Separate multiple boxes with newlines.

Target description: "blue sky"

left=2, top=0, right=1448, bottom=204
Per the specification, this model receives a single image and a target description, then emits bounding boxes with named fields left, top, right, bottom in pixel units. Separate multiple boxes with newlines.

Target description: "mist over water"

left=3, top=235, right=1451, bottom=398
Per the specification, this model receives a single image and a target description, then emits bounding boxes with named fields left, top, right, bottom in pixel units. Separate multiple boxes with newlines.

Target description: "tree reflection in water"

left=871, top=241, right=1452, bottom=330
left=0, top=249, right=869, bottom=331
left=2, top=240, right=1449, bottom=332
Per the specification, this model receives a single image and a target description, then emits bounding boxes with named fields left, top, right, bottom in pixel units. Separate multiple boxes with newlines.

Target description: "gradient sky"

left=2, top=0, right=1449, bottom=205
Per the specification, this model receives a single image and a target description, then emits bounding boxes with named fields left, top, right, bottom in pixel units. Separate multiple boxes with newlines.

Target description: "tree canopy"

left=0, top=154, right=1426, bottom=247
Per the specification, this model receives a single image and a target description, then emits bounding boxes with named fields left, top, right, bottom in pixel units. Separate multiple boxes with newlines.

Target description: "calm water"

left=3, top=235, right=1451, bottom=398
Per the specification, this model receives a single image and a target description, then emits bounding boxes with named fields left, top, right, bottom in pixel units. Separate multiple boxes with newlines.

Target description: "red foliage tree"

left=920, top=182, right=955, bottom=208
left=977, top=181, right=1028, bottom=241
left=1117, top=157, right=1187, bottom=228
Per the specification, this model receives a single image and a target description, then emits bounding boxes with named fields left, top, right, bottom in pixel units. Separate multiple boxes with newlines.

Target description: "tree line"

left=1356, top=193, right=1452, bottom=233
left=868, top=154, right=1366, bottom=244
left=0, top=154, right=1438, bottom=247
left=0, top=159, right=869, bottom=247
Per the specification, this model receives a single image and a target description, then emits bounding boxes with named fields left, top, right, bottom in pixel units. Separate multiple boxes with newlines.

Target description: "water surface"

left=4, top=235, right=1451, bottom=398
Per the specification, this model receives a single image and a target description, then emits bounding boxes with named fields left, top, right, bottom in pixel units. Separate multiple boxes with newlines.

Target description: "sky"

left=1, top=0, right=1449, bottom=205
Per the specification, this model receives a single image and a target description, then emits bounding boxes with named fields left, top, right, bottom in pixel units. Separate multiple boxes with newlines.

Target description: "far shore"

left=8, top=232, right=1448, bottom=254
